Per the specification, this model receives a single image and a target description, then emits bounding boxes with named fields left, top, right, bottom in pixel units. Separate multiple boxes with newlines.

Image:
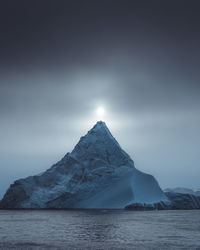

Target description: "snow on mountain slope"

left=0, top=121, right=167, bottom=209
left=164, top=187, right=200, bottom=196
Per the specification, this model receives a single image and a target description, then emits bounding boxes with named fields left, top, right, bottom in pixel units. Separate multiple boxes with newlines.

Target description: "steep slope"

left=0, top=121, right=167, bottom=209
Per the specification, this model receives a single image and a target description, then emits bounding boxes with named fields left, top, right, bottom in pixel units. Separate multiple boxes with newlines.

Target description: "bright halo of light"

left=96, top=107, right=105, bottom=117
left=96, top=107, right=105, bottom=116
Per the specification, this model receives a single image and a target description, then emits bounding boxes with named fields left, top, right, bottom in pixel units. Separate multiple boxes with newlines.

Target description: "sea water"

left=0, top=209, right=199, bottom=249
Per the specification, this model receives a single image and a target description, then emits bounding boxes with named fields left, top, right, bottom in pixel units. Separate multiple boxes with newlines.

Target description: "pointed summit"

left=90, top=121, right=110, bottom=132
left=83, top=121, right=120, bottom=147
left=87, top=121, right=116, bottom=142
left=92, top=120, right=107, bottom=128
left=71, top=121, right=133, bottom=168
left=86, top=121, right=112, bottom=135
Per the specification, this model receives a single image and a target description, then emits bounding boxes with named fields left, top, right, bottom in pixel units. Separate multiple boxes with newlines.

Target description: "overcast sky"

left=0, top=0, right=200, bottom=198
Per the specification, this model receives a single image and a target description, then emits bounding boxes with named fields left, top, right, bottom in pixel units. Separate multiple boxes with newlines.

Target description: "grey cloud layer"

left=0, top=0, right=200, bottom=197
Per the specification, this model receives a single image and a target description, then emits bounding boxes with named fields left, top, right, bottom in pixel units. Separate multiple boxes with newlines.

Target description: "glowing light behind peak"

left=96, top=106, right=105, bottom=118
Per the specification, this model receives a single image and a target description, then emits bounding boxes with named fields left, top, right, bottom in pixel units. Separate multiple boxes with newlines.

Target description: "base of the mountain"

left=1, top=192, right=200, bottom=210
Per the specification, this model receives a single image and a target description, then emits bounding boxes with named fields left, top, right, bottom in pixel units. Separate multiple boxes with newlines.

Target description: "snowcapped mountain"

left=164, top=187, right=200, bottom=197
left=164, top=187, right=195, bottom=195
left=0, top=121, right=167, bottom=209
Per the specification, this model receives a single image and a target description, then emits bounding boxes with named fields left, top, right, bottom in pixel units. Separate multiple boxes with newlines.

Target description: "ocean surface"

left=0, top=209, right=199, bottom=249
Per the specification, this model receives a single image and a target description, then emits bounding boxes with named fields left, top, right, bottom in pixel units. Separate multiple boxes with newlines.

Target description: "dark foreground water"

left=0, top=210, right=200, bottom=250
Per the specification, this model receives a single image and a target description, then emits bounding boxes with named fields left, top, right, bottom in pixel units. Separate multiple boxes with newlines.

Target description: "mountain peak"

left=90, top=120, right=108, bottom=131
left=71, top=121, right=134, bottom=167
left=94, top=120, right=106, bottom=126
left=89, top=121, right=113, bottom=138
left=85, top=120, right=120, bottom=147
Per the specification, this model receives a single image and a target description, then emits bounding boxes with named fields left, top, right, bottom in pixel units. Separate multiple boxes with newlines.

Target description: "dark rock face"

left=0, top=177, right=36, bottom=209
left=0, top=181, right=28, bottom=208
left=125, top=201, right=170, bottom=210
left=125, top=192, right=200, bottom=210
left=165, top=192, right=200, bottom=209
left=125, top=202, right=165, bottom=211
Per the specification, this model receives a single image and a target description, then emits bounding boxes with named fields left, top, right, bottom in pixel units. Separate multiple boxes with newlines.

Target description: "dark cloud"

left=0, top=0, right=200, bottom=197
